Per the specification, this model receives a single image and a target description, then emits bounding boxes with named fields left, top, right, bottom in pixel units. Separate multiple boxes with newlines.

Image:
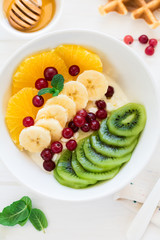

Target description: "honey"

left=3, top=0, right=56, bottom=32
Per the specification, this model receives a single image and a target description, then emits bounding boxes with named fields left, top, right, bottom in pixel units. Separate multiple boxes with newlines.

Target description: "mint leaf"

left=21, top=196, right=32, bottom=212
left=0, top=200, right=29, bottom=226
left=29, top=208, right=48, bottom=233
left=19, top=217, right=28, bottom=226
left=19, top=196, right=32, bottom=226
left=38, top=88, right=54, bottom=96
left=51, top=74, right=64, bottom=93
left=52, top=89, right=60, bottom=97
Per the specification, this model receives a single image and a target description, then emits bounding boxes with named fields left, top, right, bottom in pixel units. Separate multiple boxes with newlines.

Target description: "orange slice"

left=55, top=45, right=103, bottom=80
left=6, top=87, right=48, bottom=149
left=12, top=50, right=70, bottom=95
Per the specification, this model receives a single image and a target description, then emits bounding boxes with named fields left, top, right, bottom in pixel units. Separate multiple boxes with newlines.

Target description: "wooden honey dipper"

left=8, top=0, right=42, bottom=31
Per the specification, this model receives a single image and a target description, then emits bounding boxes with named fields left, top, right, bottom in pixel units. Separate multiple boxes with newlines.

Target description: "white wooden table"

left=1, top=0, right=160, bottom=239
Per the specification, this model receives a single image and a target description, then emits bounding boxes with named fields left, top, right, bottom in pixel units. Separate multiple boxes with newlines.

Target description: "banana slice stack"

left=19, top=70, right=108, bottom=153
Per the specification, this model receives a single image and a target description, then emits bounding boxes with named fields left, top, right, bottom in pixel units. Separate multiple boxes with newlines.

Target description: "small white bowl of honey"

left=0, top=0, right=63, bottom=38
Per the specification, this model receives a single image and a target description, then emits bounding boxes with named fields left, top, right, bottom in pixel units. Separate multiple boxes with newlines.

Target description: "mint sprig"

left=0, top=196, right=48, bottom=233
left=38, top=74, right=64, bottom=97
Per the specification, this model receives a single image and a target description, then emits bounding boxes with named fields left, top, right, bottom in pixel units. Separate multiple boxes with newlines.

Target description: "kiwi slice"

left=76, top=138, right=110, bottom=173
left=56, top=150, right=96, bottom=186
left=54, top=168, right=88, bottom=189
left=99, top=118, right=137, bottom=147
left=91, top=134, right=138, bottom=157
left=84, top=138, right=132, bottom=169
left=108, top=103, right=146, bottom=137
left=72, top=151, right=120, bottom=181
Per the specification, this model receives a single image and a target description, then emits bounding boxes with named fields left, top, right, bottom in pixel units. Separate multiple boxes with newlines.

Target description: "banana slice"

left=35, top=119, right=62, bottom=142
left=45, top=95, right=76, bottom=121
left=77, top=70, right=108, bottom=101
left=19, top=126, right=51, bottom=153
left=61, top=81, right=88, bottom=111
left=36, top=105, right=68, bottom=128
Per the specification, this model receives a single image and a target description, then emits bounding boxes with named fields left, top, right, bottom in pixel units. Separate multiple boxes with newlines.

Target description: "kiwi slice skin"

left=91, top=134, right=138, bottom=158
left=108, top=103, right=146, bottom=137
left=56, top=150, right=96, bottom=186
left=99, top=118, right=137, bottom=147
left=72, top=151, right=120, bottom=181
left=54, top=168, right=89, bottom=189
left=76, top=138, right=110, bottom=173
left=84, top=138, right=132, bottom=169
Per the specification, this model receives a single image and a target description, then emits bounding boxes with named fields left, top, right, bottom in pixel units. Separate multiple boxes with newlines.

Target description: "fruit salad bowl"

left=0, top=30, right=159, bottom=201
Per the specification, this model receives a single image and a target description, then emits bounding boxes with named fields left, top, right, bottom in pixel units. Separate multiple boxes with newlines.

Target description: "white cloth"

left=115, top=169, right=160, bottom=227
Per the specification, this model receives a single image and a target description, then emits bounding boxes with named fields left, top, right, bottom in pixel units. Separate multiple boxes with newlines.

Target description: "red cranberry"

left=81, top=123, right=90, bottom=132
left=145, top=46, right=154, bottom=56
left=105, top=86, right=114, bottom=98
left=96, top=100, right=106, bottom=109
left=68, top=121, right=79, bottom=133
left=69, top=65, right=80, bottom=76
left=51, top=141, right=63, bottom=153
left=44, top=67, right=58, bottom=81
left=62, top=128, right=74, bottom=139
left=86, top=112, right=96, bottom=123
left=138, top=35, right=148, bottom=44
left=66, top=139, right=77, bottom=151
left=41, top=148, right=53, bottom=161
left=96, top=109, right=107, bottom=119
left=43, top=160, right=55, bottom=171
left=149, top=39, right=158, bottom=48
left=32, top=95, right=44, bottom=107
left=35, top=78, right=48, bottom=90
left=23, top=116, right=34, bottom=127
left=77, top=109, right=87, bottom=118
left=73, top=115, right=86, bottom=127
left=124, top=35, right=134, bottom=45
left=90, top=120, right=100, bottom=131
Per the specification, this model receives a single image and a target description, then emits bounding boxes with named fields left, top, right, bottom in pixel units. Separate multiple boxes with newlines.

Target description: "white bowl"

left=0, top=0, right=63, bottom=39
left=0, top=30, right=159, bottom=201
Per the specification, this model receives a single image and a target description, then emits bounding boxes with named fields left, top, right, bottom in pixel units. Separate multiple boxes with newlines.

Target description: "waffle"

left=99, top=0, right=129, bottom=15
left=99, top=0, right=160, bottom=29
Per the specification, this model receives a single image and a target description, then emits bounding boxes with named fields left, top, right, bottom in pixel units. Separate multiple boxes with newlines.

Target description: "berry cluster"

left=67, top=99, right=107, bottom=135
left=123, top=34, right=158, bottom=56
left=40, top=141, right=63, bottom=171
left=41, top=148, right=55, bottom=172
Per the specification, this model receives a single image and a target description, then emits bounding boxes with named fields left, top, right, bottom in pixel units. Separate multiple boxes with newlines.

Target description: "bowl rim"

left=0, top=0, right=63, bottom=39
left=0, top=29, right=160, bottom=202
